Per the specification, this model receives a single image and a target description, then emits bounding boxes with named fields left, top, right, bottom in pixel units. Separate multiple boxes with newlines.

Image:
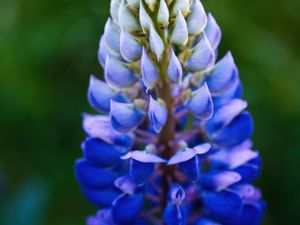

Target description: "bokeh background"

left=0, top=0, right=299, bottom=224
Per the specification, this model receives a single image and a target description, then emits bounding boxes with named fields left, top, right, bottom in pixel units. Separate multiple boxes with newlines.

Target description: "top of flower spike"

left=76, top=0, right=264, bottom=225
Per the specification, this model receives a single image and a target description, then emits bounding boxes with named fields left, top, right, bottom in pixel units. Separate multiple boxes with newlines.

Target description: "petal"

left=110, top=101, right=145, bottom=133
left=231, top=184, right=262, bottom=204
left=227, top=148, right=259, bottom=170
left=206, top=99, right=247, bottom=132
left=163, top=203, right=187, bottom=225
left=234, top=157, right=262, bottom=183
left=171, top=0, right=190, bottom=16
left=148, top=96, right=168, bottom=133
left=98, top=36, right=108, bottom=67
left=119, top=0, right=141, bottom=32
left=211, top=112, right=254, bottom=147
left=149, top=24, right=165, bottom=60
left=81, top=186, right=120, bottom=207
left=212, top=79, right=243, bottom=108
left=139, top=0, right=152, bottom=31
left=114, top=176, right=137, bottom=195
left=121, top=150, right=166, bottom=163
left=201, top=170, right=241, bottom=192
left=196, top=218, right=221, bottom=225
left=206, top=51, right=238, bottom=95
left=171, top=10, right=188, bottom=45
left=82, top=114, right=133, bottom=147
left=193, top=143, right=211, bottom=154
left=105, top=56, right=138, bottom=89
left=167, top=49, right=183, bottom=83
left=202, top=190, right=243, bottom=223
left=168, top=148, right=196, bottom=165
left=110, top=0, right=120, bottom=23
left=179, top=155, right=201, bottom=181
left=141, top=48, right=159, bottom=90
left=157, top=0, right=169, bottom=26
left=187, top=0, right=207, bottom=36
left=103, top=18, right=121, bottom=55
left=204, top=13, right=221, bottom=50
left=88, top=75, right=127, bottom=112
left=129, top=159, right=155, bottom=184
left=169, top=184, right=186, bottom=204
left=120, top=28, right=142, bottom=62
left=82, top=138, right=126, bottom=167
left=230, top=202, right=265, bottom=225
left=74, top=159, right=118, bottom=189
left=184, top=82, right=214, bottom=120
left=112, top=194, right=144, bottom=224
left=185, top=33, right=215, bottom=72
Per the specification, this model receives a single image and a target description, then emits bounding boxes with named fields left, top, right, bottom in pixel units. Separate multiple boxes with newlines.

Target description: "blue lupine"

left=75, top=1, right=265, bottom=224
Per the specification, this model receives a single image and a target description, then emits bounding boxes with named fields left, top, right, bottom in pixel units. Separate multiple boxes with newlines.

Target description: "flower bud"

left=139, top=0, right=153, bottom=32
left=157, top=0, right=169, bottom=27
left=184, top=82, right=214, bottom=120
left=167, top=49, right=183, bottom=83
left=141, top=48, right=159, bottom=90
left=149, top=24, right=165, bottom=60
left=119, top=0, right=141, bottom=32
left=171, top=10, right=188, bottom=45
left=187, top=0, right=207, bottom=36
left=205, top=13, right=222, bottom=50
left=185, top=33, right=215, bottom=72
left=110, top=100, right=145, bottom=133
left=148, top=96, right=168, bottom=133
left=171, top=0, right=190, bottom=17
left=105, top=56, right=138, bottom=89
left=110, top=0, right=120, bottom=23
left=120, top=28, right=142, bottom=62
left=103, top=18, right=121, bottom=56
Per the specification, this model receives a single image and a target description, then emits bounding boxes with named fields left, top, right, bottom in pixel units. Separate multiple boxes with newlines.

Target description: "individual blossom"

left=75, top=0, right=265, bottom=224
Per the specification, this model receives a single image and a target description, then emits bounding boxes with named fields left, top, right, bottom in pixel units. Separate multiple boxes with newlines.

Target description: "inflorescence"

left=74, top=0, right=265, bottom=224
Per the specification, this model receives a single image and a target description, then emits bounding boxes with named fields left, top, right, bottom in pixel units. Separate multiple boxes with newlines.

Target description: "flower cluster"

left=74, top=0, right=265, bottom=224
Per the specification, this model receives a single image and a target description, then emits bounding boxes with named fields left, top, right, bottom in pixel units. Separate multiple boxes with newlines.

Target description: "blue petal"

left=168, top=147, right=196, bottom=165
left=114, top=176, right=137, bottom=195
left=185, top=33, right=215, bottom=72
left=167, top=49, right=183, bottom=83
left=74, top=159, right=118, bottom=189
left=103, top=18, right=121, bottom=56
left=171, top=10, right=188, bottom=45
left=163, top=203, right=187, bottom=225
left=196, top=218, right=221, bottom=225
left=148, top=96, right=168, bottom=133
left=187, top=0, right=207, bottom=36
left=122, top=151, right=166, bottom=184
left=202, top=190, right=243, bottom=223
left=231, top=184, right=262, bottom=204
left=149, top=24, right=165, bottom=60
left=213, top=79, right=243, bottom=108
left=206, top=51, right=238, bottom=95
left=120, top=28, right=142, bottom=62
left=110, top=101, right=145, bottom=133
left=179, top=156, right=201, bottom=181
left=201, top=170, right=241, bottom=192
left=234, top=157, right=262, bottom=183
left=204, top=13, right=221, bottom=50
left=211, top=112, right=254, bottom=147
left=206, top=99, right=247, bottom=132
left=118, top=0, right=141, bottom=32
left=141, top=48, right=159, bottom=90
left=82, top=138, right=125, bottom=167
left=112, top=194, right=144, bottom=224
left=98, top=37, right=108, bottom=67
left=81, top=186, right=120, bottom=207
left=230, top=202, right=265, bottom=225
left=184, top=82, right=214, bottom=120
left=88, top=75, right=127, bottom=112
left=82, top=114, right=133, bottom=147
left=105, top=56, right=138, bottom=89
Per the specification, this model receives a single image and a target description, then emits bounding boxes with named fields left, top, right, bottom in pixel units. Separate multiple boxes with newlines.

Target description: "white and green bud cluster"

left=99, top=0, right=222, bottom=92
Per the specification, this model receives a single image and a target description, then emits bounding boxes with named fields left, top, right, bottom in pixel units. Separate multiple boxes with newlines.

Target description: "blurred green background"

left=0, top=0, right=299, bottom=224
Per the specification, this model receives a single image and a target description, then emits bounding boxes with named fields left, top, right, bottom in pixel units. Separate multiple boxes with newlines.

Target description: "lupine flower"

left=75, top=0, right=265, bottom=224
